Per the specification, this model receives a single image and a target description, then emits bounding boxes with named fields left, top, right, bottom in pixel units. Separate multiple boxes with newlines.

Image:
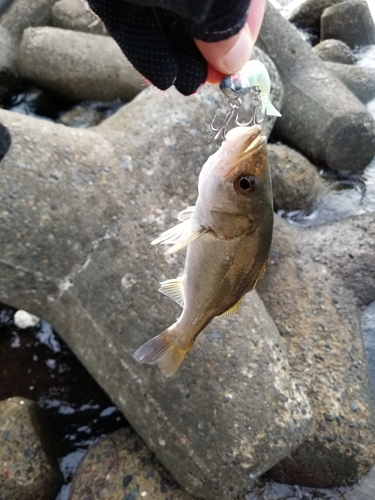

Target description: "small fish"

left=134, top=125, right=273, bottom=376
left=220, top=60, right=281, bottom=117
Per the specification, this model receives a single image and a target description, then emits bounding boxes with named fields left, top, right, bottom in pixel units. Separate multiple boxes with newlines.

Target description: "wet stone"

left=325, top=414, right=335, bottom=421
left=69, top=427, right=193, bottom=500
left=288, top=0, right=344, bottom=33
left=313, top=39, right=357, bottom=64
left=123, top=475, right=133, bottom=487
left=0, top=397, right=61, bottom=500
left=267, top=143, right=325, bottom=211
left=321, top=0, right=375, bottom=49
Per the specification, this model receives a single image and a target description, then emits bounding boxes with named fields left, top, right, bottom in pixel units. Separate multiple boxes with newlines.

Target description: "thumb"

left=194, top=23, right=253, bottom=79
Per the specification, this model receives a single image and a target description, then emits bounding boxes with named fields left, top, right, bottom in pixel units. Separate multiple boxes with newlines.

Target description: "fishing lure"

left=210, top=60, right=281, bottom=140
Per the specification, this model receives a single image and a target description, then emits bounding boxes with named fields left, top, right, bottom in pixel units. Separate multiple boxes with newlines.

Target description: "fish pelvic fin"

left=253, top=261, right=268, bottom=288
left=159, top=276, right=184, bottom=307
left=151, top=218, right=205, bottom=254
left=133, top=330, right=188, bottom=377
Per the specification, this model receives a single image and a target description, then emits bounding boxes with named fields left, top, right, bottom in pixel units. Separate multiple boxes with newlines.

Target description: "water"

left=3, top=86, right=123, bottom=127
left=0, top=305, right=127, bottom=500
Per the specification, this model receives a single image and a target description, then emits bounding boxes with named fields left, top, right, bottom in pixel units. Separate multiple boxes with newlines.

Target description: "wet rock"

left=0, top=83, right=310, bottom=500
left=321, top=0, right=375, bottom=49
left=0, top=397, right=62, bottom=500
left=313, top=39, right=357, bottom=64
left=17, top=27, right=143, bottom=102
left=268, top=143, right=325, bottom=211
left=258, top=2, right=375, bottom=173
left=0, top=0, right=58, bottom=102
left=69, top=427, right=193, bottom=500
left=324, top=61, right=375, bottom=104
left=52, top=0, right=106, bottom=34
left=246, top=465, right=375, bottom=499
left=288, top=0, right=344, bottom=33
left=256, top=213, right=375, bottom=487
left=56, top=100, right=123, bottom=128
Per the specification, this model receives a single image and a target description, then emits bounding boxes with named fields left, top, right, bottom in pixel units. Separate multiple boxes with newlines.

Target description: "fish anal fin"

left=133, top=331, right=187, bottom=377
left=217, top=296, right=243, bottom=319
left=159, top=276, right=184, bottom=308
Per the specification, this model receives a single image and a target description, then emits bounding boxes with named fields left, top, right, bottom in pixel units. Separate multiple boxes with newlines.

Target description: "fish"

left=133, top=125, right=273, bottom=376
left=220, top=60, right=281, bottom=117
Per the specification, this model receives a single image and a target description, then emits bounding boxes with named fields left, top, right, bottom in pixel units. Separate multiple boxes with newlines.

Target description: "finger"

left=246, top=0, right=267, bottom=43
left=194, top=23, right=253, bottom=76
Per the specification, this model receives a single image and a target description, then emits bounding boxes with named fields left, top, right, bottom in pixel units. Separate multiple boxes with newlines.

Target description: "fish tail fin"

left=264, top=99, right=282, bottom=117
left=133, top=330, right=187, bottom=377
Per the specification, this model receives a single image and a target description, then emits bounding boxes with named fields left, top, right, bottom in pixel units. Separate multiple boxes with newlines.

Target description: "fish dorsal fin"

left=151, top=209, right=205, bottom=254
left=177, top=206, right=195, bottom=221
left=217, top=296, right=243, bottom=319
left=159, top=276, right=184, bottom=308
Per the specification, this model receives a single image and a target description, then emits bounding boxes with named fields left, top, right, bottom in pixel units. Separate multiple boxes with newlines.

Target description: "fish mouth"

left=223, top=125, right=267, bottom=179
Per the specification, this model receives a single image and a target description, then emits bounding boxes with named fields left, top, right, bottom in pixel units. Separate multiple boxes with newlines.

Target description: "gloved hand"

left=88, top=0, right=265, bottom=96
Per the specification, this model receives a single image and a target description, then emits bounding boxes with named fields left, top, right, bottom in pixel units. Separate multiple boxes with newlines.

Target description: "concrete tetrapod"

left=257, top=2, right=375, bottom=173
left=257, top=214, right=375, bottom=487
left=0, top=84, right=313, bottom=500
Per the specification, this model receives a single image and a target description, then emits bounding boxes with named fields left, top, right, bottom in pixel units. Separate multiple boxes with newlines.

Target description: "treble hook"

left=210, top=97, right=241, bottom=140
left=236, top=88, right=265, bottom=127
left=209, top=61, right=281, bottom=141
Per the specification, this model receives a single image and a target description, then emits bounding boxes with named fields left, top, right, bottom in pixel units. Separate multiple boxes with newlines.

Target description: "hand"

left=195, top=0, right=267, bottom=84
left=88, top=0, right=267, bottom=95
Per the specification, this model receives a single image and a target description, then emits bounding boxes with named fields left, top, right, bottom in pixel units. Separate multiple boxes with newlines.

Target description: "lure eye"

left=235, top=175, right=259, bottom=195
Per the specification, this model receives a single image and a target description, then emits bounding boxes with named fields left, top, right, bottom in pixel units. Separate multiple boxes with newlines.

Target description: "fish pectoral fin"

left=217, top=297, right=244, bottom=319
left=133, top=330, right=187, bottom=377
left=159, top=276, right=184, bottom=308
left=177, top=206, right=195, bottom=221
left=151, top=218, right=205, bottom=254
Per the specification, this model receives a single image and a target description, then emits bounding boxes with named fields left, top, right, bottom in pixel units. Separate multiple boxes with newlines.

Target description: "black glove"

left=88, top=0, right=250, bottom=96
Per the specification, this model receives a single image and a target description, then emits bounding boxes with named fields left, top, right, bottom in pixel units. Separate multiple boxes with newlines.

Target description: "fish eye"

left=235, top=175, right=259, bottom=195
